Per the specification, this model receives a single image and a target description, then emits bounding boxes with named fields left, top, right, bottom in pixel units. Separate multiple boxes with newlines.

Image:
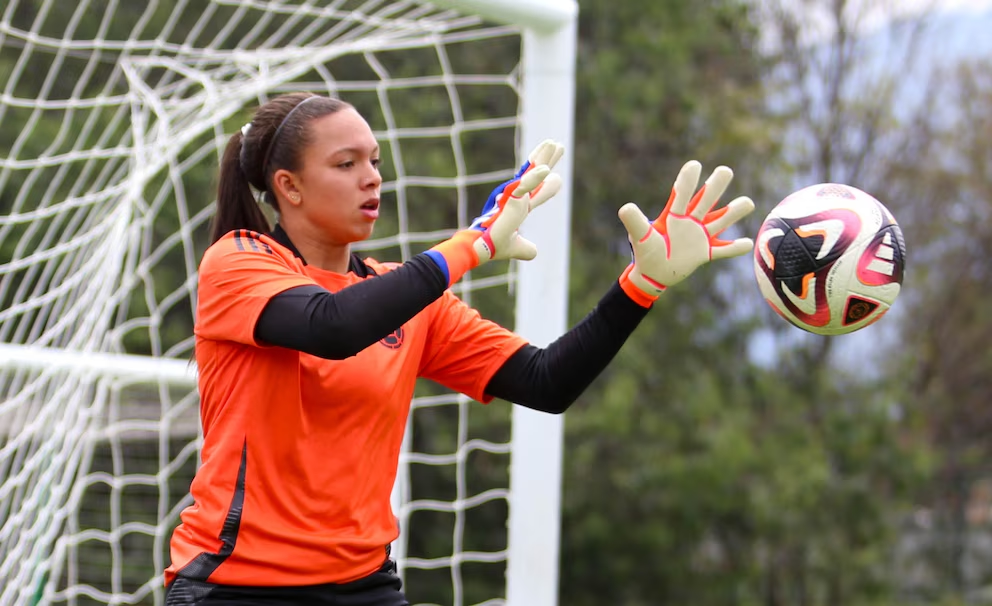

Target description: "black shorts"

left=165, top=559, right=408, bottom=606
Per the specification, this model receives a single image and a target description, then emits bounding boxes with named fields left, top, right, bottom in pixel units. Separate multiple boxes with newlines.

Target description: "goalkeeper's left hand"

left=618, top=160, right=755, bottom=307
left=427, top=140, right=564, bottom=286
left=469, top=139, right=565, bottom=243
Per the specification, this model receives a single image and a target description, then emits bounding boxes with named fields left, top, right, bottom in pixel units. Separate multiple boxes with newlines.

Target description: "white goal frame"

left=0, top=1, right=578, bottom=604
left=415, top=2, right=578, bottom=604
left=449, top=2, right=577, bottom=604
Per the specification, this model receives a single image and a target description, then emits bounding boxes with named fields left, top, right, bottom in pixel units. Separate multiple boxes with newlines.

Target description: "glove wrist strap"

left=618, top=264, right=660, bottom=308
left=428, top=231, right=483, bottom=287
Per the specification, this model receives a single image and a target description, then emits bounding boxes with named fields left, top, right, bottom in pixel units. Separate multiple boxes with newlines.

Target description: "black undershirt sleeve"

left=256, top=252, right=650, bottom=413
left=484, top=281, right=651, bottom=415
left=253, top=254, right=447, bottom=359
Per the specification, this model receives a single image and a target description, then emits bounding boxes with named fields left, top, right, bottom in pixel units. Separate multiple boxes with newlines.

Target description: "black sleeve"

left=484, top=281, right=651, bottom=414
left=254, top=254, right=447, bottom=359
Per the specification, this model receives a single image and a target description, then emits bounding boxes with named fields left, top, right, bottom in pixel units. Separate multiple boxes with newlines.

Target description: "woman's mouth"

left=360, top=198, right=379, bottom=220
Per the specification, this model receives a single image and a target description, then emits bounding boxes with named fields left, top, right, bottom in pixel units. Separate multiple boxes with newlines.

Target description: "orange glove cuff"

left=429, top=231, right=482, bottom=287
left=619, top=264, right=660, bottom=308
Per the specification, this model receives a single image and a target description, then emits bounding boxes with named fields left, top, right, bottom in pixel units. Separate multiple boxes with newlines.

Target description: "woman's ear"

left=272, top=168, right=302, bottom=207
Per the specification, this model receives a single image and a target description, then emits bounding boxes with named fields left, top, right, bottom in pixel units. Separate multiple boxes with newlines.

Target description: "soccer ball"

left=753, top=183, right=906, bottom=336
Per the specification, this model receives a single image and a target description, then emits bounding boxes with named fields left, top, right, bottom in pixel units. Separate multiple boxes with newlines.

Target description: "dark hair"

left=210, top=93, right=353, bottom=243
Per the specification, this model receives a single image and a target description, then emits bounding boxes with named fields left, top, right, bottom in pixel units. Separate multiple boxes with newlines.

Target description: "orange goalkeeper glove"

left=618, top=160, right=755, bottom=307
left=428, top=140, right=564, bottom=286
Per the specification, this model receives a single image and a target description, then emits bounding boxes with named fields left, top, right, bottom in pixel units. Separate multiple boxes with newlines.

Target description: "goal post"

left=0, top=1, right=578, bottom=604
left=439, top=2, right=578, bottom=603
left=508, top=16, right=577, bottom=606
left=393, top=3, right=578, bottom=603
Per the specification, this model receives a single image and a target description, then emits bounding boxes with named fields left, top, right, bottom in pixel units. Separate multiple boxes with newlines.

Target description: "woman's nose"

left=364, top=164, right=382, bottom=188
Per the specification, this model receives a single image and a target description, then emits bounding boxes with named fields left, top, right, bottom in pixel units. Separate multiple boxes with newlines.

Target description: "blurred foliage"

left=557, top=0, right=958, bottom=605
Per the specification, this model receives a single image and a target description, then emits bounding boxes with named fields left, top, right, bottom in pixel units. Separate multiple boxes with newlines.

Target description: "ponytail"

left=210, top=131, right=270, bottom=243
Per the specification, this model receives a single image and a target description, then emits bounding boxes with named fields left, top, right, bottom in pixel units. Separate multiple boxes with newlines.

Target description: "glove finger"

left=515, top=142, right=547, bottom=178
left=545, top=142, right=565, bottom=169
left=690, top=166, right=734, bottom=220
left=618, top=202, right=654, bottom=243
left=704, top=196, right=755, bottom=236
left=527, top=140, right=555, bottom=167
left=710, top=237, right=754, bottom=260
left=526, top=173, right=563, bottom=212
left=704, top=196, right=755, bottom=235
left=488, top=193, right=530, bottom=244
left=506, top=234, right=538, bottom=261
left=514, top=164, right=551, bottom=196
left=527, top=140, right=565, bottom=169
left=669, top=160, right=702, bottom=217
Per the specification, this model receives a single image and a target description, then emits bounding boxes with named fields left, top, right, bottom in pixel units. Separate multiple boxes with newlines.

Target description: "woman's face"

left=281, top=107, right=382, bottom=245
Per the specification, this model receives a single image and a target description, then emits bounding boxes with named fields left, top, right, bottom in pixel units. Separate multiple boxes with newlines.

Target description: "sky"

left=760, top=0, right=992, bottom=56
left=902, top=0, right=992, bottom=12
left=764, top=0, right=991, bottom=36
left=866, top=0, right=992, bottom=28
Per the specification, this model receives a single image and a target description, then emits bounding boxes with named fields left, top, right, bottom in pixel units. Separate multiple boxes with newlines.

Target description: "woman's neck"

left=279, top=222, right=351, bottom=274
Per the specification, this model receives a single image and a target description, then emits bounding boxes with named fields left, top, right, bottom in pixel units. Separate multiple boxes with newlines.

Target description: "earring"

left=289, top=193, right=300, bottom=202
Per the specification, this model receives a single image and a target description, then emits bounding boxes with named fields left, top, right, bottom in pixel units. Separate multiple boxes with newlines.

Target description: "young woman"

left=165, top=92, right=754, bottom=605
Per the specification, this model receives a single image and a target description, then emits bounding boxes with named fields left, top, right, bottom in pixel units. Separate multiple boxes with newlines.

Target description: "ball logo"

left=847, top=301, right=872, bottom=320
left=379, top=327, right=404, bottom=350
left=843, top=296, right=880, bottom=325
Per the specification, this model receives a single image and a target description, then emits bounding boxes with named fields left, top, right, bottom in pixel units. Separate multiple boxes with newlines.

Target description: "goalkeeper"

left=165, top=92, right=754, bottom=605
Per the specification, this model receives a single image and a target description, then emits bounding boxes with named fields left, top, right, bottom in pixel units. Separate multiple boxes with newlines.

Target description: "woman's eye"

left=338, top=161, right=354, bottom=168
left=371, top=158, right=381, bottom=168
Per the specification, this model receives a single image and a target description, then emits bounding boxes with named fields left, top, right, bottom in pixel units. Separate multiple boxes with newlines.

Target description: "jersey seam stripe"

left=175, top=440, right=248, bottom=582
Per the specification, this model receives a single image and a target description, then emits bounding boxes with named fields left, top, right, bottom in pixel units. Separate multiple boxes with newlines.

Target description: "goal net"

left=0, top=1, right=575, bottom=604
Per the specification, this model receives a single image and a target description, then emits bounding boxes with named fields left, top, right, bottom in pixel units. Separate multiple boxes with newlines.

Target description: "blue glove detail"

left=469, top=160, right=533, bottom=232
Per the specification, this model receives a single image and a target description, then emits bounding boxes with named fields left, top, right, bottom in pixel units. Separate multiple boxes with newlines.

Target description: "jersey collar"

left=269, top=224, right=376, bottom=277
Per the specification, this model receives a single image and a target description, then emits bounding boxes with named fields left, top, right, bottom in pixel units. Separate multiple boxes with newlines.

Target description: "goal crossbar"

left=430, top=0, right=577, bottom=31
left=0, top=343, right=196, bottom=387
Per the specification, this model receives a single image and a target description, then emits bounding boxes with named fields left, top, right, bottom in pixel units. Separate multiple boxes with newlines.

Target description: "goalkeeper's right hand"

left=618, top=160, right=755, bottom=307
left=427, top=140, right=564, bottom=286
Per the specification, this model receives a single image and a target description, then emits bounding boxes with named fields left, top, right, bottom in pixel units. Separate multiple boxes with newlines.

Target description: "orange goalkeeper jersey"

left=166, top=230, right=526, bottom=587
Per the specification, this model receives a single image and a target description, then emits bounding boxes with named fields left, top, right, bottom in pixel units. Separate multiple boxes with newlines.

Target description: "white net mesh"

left=0, top=1, right=535, bottom=604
